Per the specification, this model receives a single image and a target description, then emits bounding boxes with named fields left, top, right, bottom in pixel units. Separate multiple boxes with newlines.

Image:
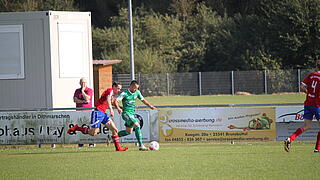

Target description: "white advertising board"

left=0, top=110, right=153, bottom=145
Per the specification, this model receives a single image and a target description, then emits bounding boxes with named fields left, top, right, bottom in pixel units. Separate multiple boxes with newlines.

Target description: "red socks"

left=289, top=128, right=304, bottom=142
left=112, top=135, right=128, bottom=151
left=112, top=135, right=121, bottom=150
left=315, top=131, right=320, bottom=150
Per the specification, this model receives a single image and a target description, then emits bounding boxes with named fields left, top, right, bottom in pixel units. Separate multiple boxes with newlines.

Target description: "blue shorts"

left=303, top=105, right=320, bottom=120
left=90, top=109, right=111, bottom=128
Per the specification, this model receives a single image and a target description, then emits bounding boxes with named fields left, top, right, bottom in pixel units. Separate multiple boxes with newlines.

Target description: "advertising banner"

left=7, top=106, right=320, bottom=144
left=0, top=110, right=152, bottom=145
left=158, top=107, right=276, bottom=143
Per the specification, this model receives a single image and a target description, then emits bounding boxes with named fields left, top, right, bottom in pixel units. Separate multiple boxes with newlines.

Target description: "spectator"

left=73, top=77, right=95, bottom=147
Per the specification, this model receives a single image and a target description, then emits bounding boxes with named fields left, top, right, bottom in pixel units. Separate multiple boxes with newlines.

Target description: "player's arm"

left=141, top=99, right=156, bottom=110
left=137, top=91, right=156, bottom=109
left=137, top=90, right=156, bottom=109
left=114, top=92, right=125, bottom=114
left=107, top=91, right=114, bottom=117
left=300, top=82, right=308, bottom=94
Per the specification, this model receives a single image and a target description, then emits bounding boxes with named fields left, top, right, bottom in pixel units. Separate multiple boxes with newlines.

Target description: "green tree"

left=257, top=0, right=320, bottom=69
left=177, top=3, right=223, bottom=72
left=202, top=0, right=320, bottom=71
left=0, top=0, right=77, bottom=12
left=93, top=7, right=183, bottom=74
left=170, top=0, right=197, bottom=21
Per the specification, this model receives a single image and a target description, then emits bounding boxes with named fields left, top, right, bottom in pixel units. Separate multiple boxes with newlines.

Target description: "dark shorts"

left=90, top=109, right=110, bottom=128
left=303, top=105, right=320, bottom=120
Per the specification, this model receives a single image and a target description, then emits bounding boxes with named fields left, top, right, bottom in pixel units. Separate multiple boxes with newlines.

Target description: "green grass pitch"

left=0, top=93, right=318, bottom=180
left=0, top=142, right=319, bottom=179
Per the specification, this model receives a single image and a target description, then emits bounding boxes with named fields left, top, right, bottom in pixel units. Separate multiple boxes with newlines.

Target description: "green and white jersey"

left=116, top=89, right=144, bottom=114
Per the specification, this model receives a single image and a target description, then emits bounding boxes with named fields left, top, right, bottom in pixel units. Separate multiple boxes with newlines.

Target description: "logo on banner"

left=134, top=114, right=144, bottom=130
left=277, top=109, right=306, bottom=122
left=227, top=113, right=273, bottom=131
left=159, top=110, right=173, bottom=137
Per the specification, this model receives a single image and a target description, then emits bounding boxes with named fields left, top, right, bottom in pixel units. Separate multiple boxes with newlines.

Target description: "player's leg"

left=67, top=124, right=90, bottom=134
left=69, top=109, right=106, bottom=137
left=88, top=128, right=99, bottom=136
left=290, top=119, right=312, bottom=141
left=313, top=108, right=320, bottom=152
left=104, top=119, right=128, bottom=151
left=117, top=112, right=147, bottom=150
left=118, top=113, right=134, bottom=137
left=290, top=106, right=314, bottom=142
left=118, top=127, right=132, bottom=137
left=79, top=111, right=103, bottom=136
left=132, top=122, right=147, bottom=151
left=291, top=106, right=315, bottom=141
left=84, top=110, right=104, bottom=135
left=284, top=119, right=312, bottom=152
left=314, top=121, right=320, bottom=152
left=284, top=105, right=314, bottom=152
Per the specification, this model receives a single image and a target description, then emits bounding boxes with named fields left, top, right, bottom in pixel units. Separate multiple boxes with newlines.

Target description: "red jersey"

left=73, top=87, right=93, bottom=109
left=95, top=88, right=114, bottom=113
left=303, top=72, right=320, bottom=107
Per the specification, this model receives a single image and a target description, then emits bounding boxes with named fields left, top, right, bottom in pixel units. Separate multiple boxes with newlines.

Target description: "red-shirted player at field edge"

left=67, top=82, right=128, bottom=151
left=284, top=60, right=320, bottom=153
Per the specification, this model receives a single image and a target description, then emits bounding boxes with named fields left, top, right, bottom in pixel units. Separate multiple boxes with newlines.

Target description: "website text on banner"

left=158, top=108, right=276, bottom=143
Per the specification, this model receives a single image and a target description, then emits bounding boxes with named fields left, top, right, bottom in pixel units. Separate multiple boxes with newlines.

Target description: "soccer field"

left=0, top=93, right=315, bottom=180
left=0, top=142, right=319, bottom=180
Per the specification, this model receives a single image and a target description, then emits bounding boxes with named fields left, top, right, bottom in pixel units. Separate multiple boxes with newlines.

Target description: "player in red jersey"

left=284, top=60, right=320, bottom=152
left=67, top=81, right=128, bottom=151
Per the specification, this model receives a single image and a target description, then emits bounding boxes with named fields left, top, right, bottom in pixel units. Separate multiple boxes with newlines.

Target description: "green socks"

left=118, top=130, right=130, bottom=137
left=134, top=126, right=143, bottom=147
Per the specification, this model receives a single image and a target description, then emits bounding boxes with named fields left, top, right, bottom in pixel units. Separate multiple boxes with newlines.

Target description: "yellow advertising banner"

left=158, top=107, right=276, bottom=142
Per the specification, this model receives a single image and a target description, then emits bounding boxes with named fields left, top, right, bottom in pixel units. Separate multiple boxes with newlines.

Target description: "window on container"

left=0, top=25, right=25, bottom=79
left=58, top=23, right=88, bottom=78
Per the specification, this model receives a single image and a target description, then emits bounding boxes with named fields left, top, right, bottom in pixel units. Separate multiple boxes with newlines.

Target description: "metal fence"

left=113, top=69, right=313, bottom=97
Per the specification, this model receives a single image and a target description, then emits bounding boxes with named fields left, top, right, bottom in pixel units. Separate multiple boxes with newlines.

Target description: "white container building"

left=0, top=11, right=93, bottom=110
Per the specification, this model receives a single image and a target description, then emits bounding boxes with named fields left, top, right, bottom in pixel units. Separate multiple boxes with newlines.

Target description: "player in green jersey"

left=114, top=80, right=156, bottom=151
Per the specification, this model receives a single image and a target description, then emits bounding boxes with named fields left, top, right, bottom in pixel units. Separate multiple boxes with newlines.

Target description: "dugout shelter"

left=0, top=11, right=93, bottom=110
left=93, top=59, right=122, bottom=103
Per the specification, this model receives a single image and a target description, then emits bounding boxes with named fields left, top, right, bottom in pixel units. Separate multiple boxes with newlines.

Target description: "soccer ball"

left=149, top=141, right=160, bottom=150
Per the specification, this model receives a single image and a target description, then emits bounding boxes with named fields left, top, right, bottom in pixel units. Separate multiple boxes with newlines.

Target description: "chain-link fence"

left=113, top=69, right=314, bottom=97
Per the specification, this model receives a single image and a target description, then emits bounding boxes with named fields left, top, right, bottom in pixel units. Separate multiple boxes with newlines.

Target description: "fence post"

left=297, top=69, right=301, bottom=93
left=166, top=73, right=170, bottom=96
left=198, top=72, right=202, bottom=96
left=264, top=70, right=268, bottom=94
left=231, top=71, right=234, bottom=95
